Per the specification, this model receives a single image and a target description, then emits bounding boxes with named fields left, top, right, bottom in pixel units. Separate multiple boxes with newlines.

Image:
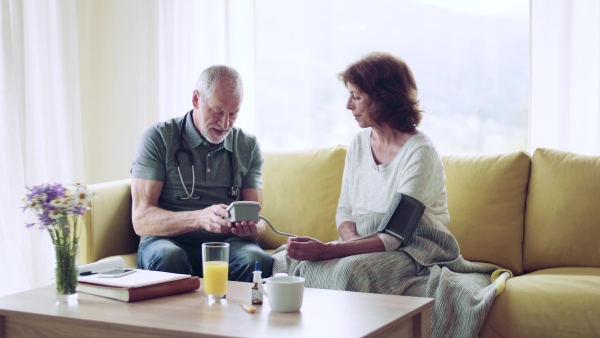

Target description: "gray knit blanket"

left=272, top=214, right=504, bottom=338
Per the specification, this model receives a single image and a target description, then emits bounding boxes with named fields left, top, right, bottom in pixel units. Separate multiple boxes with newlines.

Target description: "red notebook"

left=77, top=276, right=200, bottom=302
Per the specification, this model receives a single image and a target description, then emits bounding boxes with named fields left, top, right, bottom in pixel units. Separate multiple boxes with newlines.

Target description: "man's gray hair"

left=195, top=65, right=244, bottom=100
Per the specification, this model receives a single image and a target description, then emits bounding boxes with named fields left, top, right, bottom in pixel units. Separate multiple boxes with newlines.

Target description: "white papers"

left=79, top=257, right=126, bottom=274
left=78, top=268, right=191, bottom=288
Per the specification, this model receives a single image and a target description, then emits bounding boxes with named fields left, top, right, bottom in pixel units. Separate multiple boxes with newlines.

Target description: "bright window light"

left=247, top=0, right=529, bottom=152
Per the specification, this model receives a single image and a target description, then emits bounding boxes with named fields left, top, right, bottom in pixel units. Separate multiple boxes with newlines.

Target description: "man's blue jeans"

left=137, top=235, right=274, bottom=282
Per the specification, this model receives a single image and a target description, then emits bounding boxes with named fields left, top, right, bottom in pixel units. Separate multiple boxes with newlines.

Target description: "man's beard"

left=202, top=125, right=231, bottom=144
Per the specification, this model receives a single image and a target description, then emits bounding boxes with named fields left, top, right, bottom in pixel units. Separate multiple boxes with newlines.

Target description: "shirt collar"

left=184, top=110, right=233, bottom=152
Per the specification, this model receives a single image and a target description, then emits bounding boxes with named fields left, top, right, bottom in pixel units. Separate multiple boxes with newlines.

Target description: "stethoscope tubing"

left=175, top=110, right=239, bottom=201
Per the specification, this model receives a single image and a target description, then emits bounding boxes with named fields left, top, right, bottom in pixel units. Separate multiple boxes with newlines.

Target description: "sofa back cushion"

left=259, top=146, right=346, bottom=249
left=83, top=179, right=138, bottom=264
left=524, top=148, right=600, bottom=271
left=443, top=151, right=530, bottom=275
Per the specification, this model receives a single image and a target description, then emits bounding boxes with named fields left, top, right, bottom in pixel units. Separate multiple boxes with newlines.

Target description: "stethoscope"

left=174, top=110, right=240, bottom=201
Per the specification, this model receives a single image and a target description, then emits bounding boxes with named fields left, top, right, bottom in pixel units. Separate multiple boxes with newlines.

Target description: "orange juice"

left=203, top=261, right=229, bottom=295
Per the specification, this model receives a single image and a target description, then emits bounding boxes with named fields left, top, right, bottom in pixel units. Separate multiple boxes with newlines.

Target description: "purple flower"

left=22, top=182, right=95, bottom=243
left=25, top=185, right=44, bottom=200
left=74, top=206, right=87, bottom=215
left=47, top=183, right=66, bottom=201
left=39, top=214, right=53, bottom=224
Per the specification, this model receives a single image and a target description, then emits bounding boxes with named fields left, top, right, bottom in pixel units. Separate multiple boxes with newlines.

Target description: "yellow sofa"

left=82, top=146, right=600, bottom=338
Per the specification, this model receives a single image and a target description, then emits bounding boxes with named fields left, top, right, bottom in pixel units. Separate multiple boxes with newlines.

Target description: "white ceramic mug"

left=258, top=275, right=305, bottom=312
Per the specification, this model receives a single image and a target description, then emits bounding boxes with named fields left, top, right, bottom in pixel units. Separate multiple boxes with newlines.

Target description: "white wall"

left=76, top=0, right=242, bottom=184
left=77, top=0, right=160, bottom=184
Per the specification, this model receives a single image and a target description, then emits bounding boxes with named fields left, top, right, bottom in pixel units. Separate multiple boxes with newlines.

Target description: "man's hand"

left=286, top=236, right=334, bottom=261
left=198, top=204, right=232, bottom=233
left=231, top=221, right=260, bottom=240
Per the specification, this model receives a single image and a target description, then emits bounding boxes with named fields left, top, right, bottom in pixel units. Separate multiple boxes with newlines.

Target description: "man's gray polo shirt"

left=131, top=110, right=263, bottom=239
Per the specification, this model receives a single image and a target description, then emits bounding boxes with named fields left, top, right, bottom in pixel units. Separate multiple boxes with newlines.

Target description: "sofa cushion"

left=442, top=151, right=530, bottom=275
left=524, top=148, right=600, bottom=271
left=259, top=146, right=346, bottom=249
left=480, top=267, right=600, bottom=338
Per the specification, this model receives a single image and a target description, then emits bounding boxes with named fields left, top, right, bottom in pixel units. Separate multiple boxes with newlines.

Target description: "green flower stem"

left=53, top=216, right=81, bottom=296
left=54, top=242, right=79, bottom=295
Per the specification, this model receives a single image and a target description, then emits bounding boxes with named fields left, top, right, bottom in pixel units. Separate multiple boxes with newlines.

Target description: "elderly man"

left=130, top=65, right=273, bottom=281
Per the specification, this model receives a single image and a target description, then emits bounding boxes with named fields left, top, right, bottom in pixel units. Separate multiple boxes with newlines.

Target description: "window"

left=247, top=0, right=529, bottom=152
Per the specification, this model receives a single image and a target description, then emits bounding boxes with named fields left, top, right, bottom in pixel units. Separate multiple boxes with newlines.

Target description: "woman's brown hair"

left=339, top=52, right=423, bottom=132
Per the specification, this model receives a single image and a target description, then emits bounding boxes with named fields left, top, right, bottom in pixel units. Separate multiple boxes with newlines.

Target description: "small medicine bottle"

left=251, top=262, right=263, bottom=305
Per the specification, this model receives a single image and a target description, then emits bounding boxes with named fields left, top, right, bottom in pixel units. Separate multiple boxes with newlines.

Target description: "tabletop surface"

left=0, top=279, right=433, bottom=338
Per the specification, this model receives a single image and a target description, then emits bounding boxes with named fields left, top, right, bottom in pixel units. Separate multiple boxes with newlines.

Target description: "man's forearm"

left=133, top=206, right=200, bottom=237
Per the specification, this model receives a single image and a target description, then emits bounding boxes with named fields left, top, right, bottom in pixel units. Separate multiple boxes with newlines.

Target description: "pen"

left=79, top=271, right=97, bottom=276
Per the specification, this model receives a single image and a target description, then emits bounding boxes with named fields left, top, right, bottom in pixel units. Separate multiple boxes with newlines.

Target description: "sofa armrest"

left=81, top=179, right=139, bottom=264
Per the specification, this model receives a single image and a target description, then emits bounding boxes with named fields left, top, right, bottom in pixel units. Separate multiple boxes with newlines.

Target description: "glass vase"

left=54, top=242, right=80, bottom=303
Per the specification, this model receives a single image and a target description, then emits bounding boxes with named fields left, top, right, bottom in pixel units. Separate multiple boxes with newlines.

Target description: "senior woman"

left=271, top=52, right=506, bottom=338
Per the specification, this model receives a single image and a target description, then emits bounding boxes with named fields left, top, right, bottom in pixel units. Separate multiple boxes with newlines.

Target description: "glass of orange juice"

left=201, top=242, right=229, bottom=302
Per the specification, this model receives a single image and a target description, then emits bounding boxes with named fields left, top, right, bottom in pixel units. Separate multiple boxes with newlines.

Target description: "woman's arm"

left=286, top=235, right=385, bottom=261
left=338, top=221, right=360, bottom=241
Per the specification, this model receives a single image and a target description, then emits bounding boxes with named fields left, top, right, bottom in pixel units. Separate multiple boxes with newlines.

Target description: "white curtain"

left=0, top=0, right=83, bottom=297
left=157, top=0, right=258, bottom=141
left=530, top=0, right=600, bottom=155
left=1, top=0, right=244, bottom=297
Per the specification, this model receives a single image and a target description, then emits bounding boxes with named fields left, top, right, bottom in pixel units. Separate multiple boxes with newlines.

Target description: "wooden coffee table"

left=0, top=280, right=433, bottom=338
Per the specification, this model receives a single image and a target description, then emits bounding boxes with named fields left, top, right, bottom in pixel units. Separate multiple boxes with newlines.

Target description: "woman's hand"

left=286, top=236, right=334, bottom=261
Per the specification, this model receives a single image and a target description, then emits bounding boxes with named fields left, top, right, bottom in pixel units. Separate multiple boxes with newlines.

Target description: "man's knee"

left=154, top=245, right=187, bottom=264
left=229, top=244, right=274, bottom=281
left=139, top=240, right=192, bottom=275
left=249, top=250, right=274, bottom=276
